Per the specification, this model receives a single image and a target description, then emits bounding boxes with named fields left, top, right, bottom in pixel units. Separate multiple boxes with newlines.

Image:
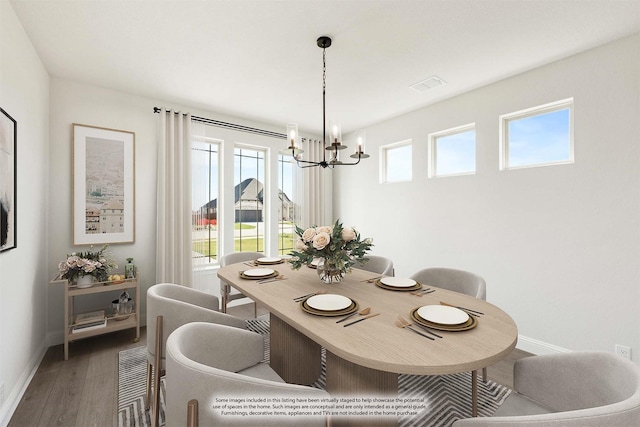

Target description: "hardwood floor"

left=8, top=304, right=530, bottom=426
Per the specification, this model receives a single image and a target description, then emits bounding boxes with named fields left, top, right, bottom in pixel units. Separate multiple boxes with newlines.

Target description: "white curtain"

left=301, top=137, right=326, bottom=227
left=156, top=109, right=193, bottom=286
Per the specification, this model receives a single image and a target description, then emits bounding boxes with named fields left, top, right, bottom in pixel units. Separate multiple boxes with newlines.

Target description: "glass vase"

left=317, top=260, right=345, bottom=284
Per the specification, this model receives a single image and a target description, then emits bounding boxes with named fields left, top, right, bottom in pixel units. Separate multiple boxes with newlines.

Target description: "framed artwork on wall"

left=73, top=124, right=135, bottom=245
left=0, top=107, right=17, bottom=253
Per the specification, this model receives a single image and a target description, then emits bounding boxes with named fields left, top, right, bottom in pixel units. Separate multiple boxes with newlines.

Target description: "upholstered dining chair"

left=146, top=283, right=246, bottom=427
left=166, top=322, right=330, bottom=427
left=355, top=255, right=395, bottom=276
left=219, top=251, right=264, bottom=315
left=452, top=351, right=640, bottom=426
left=410, top=267, right=487, bottom=416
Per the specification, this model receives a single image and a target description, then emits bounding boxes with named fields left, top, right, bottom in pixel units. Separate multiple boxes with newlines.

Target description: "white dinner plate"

left=379, top=277, right=417, bottom=288
left=257, top=257, right=282, bottom=263
left=417, top=305, right=470, bottom=325
left=306, top=294, right=353, bottom=311
left=243, top=268, right=276, bottom=278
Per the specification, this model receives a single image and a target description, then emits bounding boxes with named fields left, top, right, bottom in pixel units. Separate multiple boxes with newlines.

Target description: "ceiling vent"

left=410, top=75, right=446, bottom=93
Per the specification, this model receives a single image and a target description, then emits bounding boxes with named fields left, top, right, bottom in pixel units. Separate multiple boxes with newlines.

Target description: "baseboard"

left=0, top=343, right=47, bottom=427
left=517, top=334, right=571, bottom=356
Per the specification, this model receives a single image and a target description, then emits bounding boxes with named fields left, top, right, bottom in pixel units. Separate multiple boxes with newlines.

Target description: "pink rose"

left=342, top=227, right=356, bottom=241
left=317, top=225, right=332, bottom=235
left=312, top=232, right=331, bottom=250
left=295, top=239, right=307, bottom=250
left=301, top=227, right=316, bottom=242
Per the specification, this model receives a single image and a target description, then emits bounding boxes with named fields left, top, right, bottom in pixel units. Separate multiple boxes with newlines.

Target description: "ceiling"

left=10, top=0, right=640, bottom=135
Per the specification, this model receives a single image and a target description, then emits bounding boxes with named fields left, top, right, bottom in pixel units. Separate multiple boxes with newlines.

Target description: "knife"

left=336, top=311, right=359, bottom=323
left=343, top=313, right=380, bottom=327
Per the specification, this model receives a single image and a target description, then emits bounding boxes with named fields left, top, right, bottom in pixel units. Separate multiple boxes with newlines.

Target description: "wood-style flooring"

left=8, top=304, right=531, bottom=427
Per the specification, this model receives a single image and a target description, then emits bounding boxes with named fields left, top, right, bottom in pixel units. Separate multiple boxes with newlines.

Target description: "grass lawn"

left=192, top=233, right=295, bottom=258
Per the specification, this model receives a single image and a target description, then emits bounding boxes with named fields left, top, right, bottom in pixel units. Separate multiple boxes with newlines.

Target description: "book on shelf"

left=74, top=309, right=105, bottom=326
left=72, top=318, right=107, bottom=334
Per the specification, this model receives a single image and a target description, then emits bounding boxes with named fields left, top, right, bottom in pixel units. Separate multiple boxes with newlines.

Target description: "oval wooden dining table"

left=218, top=262, right=518, bottom=427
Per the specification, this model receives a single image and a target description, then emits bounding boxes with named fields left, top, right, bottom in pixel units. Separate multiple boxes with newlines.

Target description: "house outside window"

left=234, top=146, right=266, bottom=253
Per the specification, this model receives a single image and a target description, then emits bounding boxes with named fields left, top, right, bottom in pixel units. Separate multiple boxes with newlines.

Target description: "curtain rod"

left=153, top=107, right=286, bottom=139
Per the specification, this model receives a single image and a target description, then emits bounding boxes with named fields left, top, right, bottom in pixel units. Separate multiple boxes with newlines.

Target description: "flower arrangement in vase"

left=58, top=244, right=118, bottom=286
left=290, top=219, right=373, bottom=284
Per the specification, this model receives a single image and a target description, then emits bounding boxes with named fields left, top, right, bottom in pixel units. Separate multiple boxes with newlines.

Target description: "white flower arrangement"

left=58, top=244, right=117, bottom=283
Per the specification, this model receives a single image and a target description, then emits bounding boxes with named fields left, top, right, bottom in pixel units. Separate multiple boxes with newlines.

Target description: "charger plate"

left=256, top=257, right=284, bottom=265
left=301, top=297, right=359, bottom=317
left=375, top=279, right=422, bottom=292
left=240, top=268, right=279, bottom=280
left=410, top=307, right=478, bottom=331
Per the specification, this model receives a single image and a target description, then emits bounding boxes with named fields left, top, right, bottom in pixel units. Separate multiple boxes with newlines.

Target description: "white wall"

left=335, top=34, right=640, bottom=359
left=0, top=0, right=50, bottom=424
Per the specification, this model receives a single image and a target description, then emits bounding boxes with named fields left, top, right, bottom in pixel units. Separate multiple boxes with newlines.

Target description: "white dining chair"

left=219, top=251, right=264, bottom=316
left=166, top=322, right=330, bottom=427
left=452, top=351, right=640, bottom=426
left=354, top=255, right=395, bottom=276
left=146, top=283, right=246, bottom=427
left=410, top=267, right=487, bottom=416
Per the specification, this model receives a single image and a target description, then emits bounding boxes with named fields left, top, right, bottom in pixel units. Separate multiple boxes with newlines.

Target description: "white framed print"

left=73, top=124, right=135, bottom=245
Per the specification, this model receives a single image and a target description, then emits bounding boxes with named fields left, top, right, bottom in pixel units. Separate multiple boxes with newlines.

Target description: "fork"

left=293, top=290, right=326, bottom=302
left=395, top=320, right=435, bottom=340
left=258, top=275, right=285, bottom=284
left=410, top=288, right=434, bottom=296
left=397, top=315, right=443, bottom=338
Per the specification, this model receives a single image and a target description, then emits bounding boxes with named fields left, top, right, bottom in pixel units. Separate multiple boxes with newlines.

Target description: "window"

left=234, top=146, right=266, bottom=252
left=192, top=139, right=220, bottom=265
left=381, top=140, right=412, bottom=183
left=278, top=154, right=297, bottom=256
left=500, top=98, right=573, bottom=170
left=429, top=124, right=476, bottom=177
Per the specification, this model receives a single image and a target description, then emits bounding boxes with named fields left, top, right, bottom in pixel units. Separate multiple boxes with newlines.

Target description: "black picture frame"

left=0, top=107, right=16, bottom=253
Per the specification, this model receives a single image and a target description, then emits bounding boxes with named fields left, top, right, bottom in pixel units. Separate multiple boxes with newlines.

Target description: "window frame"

left=428, top=123, right=476, bottom=178
left=233, top=143, right=267, bottom=254
left=380, top=139, right=413, bottom=184
left=191, top=136, right=222, bottom=266
left=500, top=98, right=574, bottom=171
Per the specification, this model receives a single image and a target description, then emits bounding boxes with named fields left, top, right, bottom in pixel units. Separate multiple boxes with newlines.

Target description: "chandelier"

left=283, top=36, right=369, bottom=168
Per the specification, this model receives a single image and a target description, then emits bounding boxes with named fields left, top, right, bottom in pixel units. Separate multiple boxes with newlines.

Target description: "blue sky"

left=508, top=108, right=571, bottom=167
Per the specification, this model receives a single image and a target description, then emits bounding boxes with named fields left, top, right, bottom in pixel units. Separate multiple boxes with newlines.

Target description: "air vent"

left=410, top=75, right=446, bottom=93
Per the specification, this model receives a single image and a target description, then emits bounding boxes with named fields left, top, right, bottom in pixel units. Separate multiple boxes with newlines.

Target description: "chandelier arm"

left=334, top=155, right=362, bottom=166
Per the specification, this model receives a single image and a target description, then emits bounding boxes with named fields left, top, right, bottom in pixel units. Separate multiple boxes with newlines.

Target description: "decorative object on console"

left=290, top=219, right=373, bottom=284
left=282, top=36, right=370, bottom=168
left=72, top=123, right=135, bottom=245
left=125, top=257, right=136, bottom=279
left=58, top=244, right=118, bottom=285
left=0, top=107, right=17, bottom=253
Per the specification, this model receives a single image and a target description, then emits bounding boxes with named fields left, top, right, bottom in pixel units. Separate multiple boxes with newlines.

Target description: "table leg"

left=326, top=350, right=398, bottom=427
left=269, top=314, right=321, bottom=385
left=472, top=370, right=478, bottom=417
left=220, top=282, right=229, bottom=313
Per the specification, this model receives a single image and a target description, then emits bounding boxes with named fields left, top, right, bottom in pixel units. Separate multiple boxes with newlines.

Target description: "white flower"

left=295, top=239, right=307, bottom=250
left=58, top=262, right=68, bottom=272
left=66, top=255, right=79, bottom=268
left=317, top=225, right=332, bottom=235
left=342, top=227, right=356, bottom=242
left=301, top=227, right=316, bottom=242
left=312, top=232, right=331, bottom=250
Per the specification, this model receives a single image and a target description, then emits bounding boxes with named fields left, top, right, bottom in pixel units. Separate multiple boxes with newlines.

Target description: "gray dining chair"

left=410, top=267, right=487, bottom=416
left=146, top=283, right=246, bottom=427
left=355, top=255, right=395, bottom=276
left=452, top=351, right=640, bottom=426
left=219, top=251, right=264, bottom=316
left=166, top=322, right=330, bottom=427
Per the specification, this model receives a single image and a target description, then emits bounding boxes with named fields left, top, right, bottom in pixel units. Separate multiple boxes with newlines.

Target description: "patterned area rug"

left=118, top=319, right=510, bottom=427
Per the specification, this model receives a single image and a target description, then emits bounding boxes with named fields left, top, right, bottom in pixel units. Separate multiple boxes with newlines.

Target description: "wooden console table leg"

left=326, top=350, right=398, bottom=427
left=269, top=314, right=321, bottom=385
